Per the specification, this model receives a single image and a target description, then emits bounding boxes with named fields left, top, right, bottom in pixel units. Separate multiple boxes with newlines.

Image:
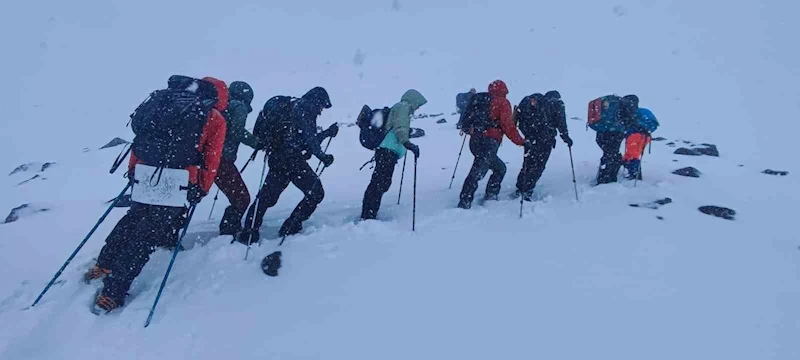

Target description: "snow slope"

left=1, top=0, right=799, bottom=359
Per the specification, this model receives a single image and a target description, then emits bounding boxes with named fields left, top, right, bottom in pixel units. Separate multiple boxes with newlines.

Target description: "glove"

left=187, top=183, right=207, bottom=206
left=324, top=123, right=339, bottom=138
left=404, top=141, right=420, bottom=158
left=320, top=153, right=335, bottom=167
left=561, top=133, right=574, bottom=147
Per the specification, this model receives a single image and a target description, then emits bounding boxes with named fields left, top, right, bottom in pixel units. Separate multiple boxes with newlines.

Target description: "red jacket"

left=129, top=77, right=228, bottom=193
left=483, top=80, right=526, bottom=146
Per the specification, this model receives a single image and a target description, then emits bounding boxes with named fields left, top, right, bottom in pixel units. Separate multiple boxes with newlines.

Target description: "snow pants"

left=516, top=136, right=555, bottom=197
left=243, top=154, right=324, bottom=235
left=622, top=133, right=650, bottom=180
left=361, top=148, right=399, bottom=220
left=215, top=159, right=251, bottom=235
left=97, top=202, right=188, bottom=304
left=595, top=131, right=626, bottom=184
left=459, top=135, right=505, bottom=207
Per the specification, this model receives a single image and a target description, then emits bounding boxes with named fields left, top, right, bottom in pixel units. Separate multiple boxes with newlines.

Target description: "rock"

left=346, top=123, right=357, bottom=128
left=9, top=162, right=57, bottom=176
left=762, top=169, right=789, bottom=176
left=699, top=206, right=736, bottom=221
left=41, top=162, right=55, bottom=171
left=652, top=137, right=667, bottom=141
left=569, top=116, right=582, bottom=121
left=672, top=160, right=679, bottom=162
left=666, top=142, right=676, bottom=147
left=656, top=216, right=665, bottom=220
left=17, top=174, right=43, bottom=186
left=4, top=204, right=50, bottom=224
left=630, top=197, right=673, bottom=209
left=100, top=137, right=130, bottom=149
left=436, top=118, right=447, bottom=124
left=695, top=144, right=719, bottom=157
left=409, top=128, right=426, bottom=139
left=9, top=164, right=33, bottom=176
left=672, top=167, right=702, bottom=178
left=674, top=148, right=701, bottom=156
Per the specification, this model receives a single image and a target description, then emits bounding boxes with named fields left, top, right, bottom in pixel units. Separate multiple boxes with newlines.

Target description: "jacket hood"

left=488, top=80, right=509, bottom=98
left=400, top=89, right=427, bottom=111
left=202, top=77, right=229, bottom=111
left=229, top=81, right=254, bottom=105
left=303, top=86, right=332, bottom=109
left=545, top=90, right=561, bottom=99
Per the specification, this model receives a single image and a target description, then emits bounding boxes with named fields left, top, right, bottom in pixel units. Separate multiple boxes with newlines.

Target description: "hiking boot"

left=91, top=294, right=122, bottom=315
left=457, top=199, right=472, bottom=209
left=279, top=220, right=303, bottom=237
left=484, top=193, right=499, bottom=202
left=236, top=228, right=260, bottom=245
left=83, top=265, right=111, bottom=284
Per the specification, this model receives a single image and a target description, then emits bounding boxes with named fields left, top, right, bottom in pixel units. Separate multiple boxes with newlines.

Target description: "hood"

left=400, top=89, right=427, bottom=111
left=488, top=80, right=509, bottom=98
left=302, top=86, right=332, bottom=109
left=229, top=81, right=254, bottom=105
left=202, top=77, right=229, bottom=111
left=545, top=90, right=561, bottom=99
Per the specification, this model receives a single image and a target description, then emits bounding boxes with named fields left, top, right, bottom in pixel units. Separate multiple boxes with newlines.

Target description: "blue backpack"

left=587, top=95, right=626, bottom=133
left=635, top=108, right=659, bottom=133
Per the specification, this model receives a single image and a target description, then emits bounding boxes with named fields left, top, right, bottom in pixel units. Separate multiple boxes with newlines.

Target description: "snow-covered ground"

left=1, top=0, right=799, bottom=359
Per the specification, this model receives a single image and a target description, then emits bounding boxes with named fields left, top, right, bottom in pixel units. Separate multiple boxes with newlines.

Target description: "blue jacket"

left=627, top=108, right=659, bottom=136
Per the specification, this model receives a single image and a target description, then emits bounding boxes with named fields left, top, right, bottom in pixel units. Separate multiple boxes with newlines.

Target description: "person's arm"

left=298, top=104, right=326, bottom=160
left=554, top=100, right=569, bottom=136
left=390, top=104, right=411, bottom=144
left=495, top=99, right=526, bottom=145
left=198, top=109, right=227, bottom=192
left=228, top=103, right=259, bottom=149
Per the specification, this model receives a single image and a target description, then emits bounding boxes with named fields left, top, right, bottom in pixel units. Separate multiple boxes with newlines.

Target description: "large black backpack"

left=515, top=93, right=548, bottom=138
left=357, top=105, right=391, bottom=150
left=460, top=92, right=496, bottom=134
left=130, top=75, right=219, bottom=169
left=253, top=95, right=296, bottom=154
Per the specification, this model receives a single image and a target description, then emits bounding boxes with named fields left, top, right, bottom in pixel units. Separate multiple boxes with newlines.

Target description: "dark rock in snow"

left=699, top=206, right=736, bottom=221
left=100, top=137, right=129, bottom=149
left=436, top=118, right=447, bottom=124
left=674, top=148, right=701, bottom=156
left=346, top=123, right=357, bottom=128
left=17, top=174, right=43, bottom=186
left=666, top=142, right=676, bottom=147
left=672, top=167, right=702, bottom=178
left=657, top=216, right=665, bottom=220
left=630, top=197, right=673, bottom=209
left=762, top=169, right=789, bottom=176
left=4, top=204, right=50, bottom=224
left=652, top=137, right=667, bottom=141
left=672, top=160, right=679, bottom=162
left=569, top=116, right=582, bottom=121
left=9, top=164, right=33, bottom=176
left=9, top=162, right=56, bottom=176
left=409, top=128, right=426, bottom=139
left=695, top=144, right=719, bottom=157
left=41, top=162, right=55, bottom=171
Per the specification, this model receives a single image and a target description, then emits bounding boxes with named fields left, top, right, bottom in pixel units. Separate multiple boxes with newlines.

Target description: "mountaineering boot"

left=83, top=265, right=111, bottom=284
left=219, top=206, right=243, bottom=236
left=278, top=219, right=303, bottom=237
left=91, top=294, right=122, bottom=315
left=236, top=228, right=260, bottom=245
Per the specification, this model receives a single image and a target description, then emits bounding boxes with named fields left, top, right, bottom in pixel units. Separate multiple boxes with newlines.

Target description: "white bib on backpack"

left=131, top=164, right=190, bottom=208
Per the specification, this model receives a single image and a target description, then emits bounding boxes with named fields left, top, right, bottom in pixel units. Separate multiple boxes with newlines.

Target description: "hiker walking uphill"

left=84, top=76, right=228, bottom=313
left=622, top=107, right=659, bottom=180
left=217, top=81, right=262, bottom=236
left=587, top=94, right=640, bottom=184
left=455, top=88, right=476, bottom=129
left=514, top=90, right=573, bottom=201
left=239, top=87, right=337, bottom=244
left=458, top=80, right=529, bottom=209
left=360, top=89, right=426, bottom=220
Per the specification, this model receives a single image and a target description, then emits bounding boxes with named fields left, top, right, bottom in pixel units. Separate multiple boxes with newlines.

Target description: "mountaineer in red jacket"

left=458, top=80, right=529, bottom=209
left=84, top=76, right=228, bottom=314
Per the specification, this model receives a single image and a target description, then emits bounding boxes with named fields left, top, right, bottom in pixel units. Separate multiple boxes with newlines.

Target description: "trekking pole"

left=208, top=153, right=257, bottom=220
left=412, top=156, right=418, bottom=231
left=448, top=134, right=468, bottom=189
left=32, top=182, right=132, bottom=307
left=568, top=146, right=579, bottom=201
left=397, top=154, right=407, bottom=205
left=315, top=137, right=334, bottom=175
left=109, top=144, right=132, bottom=174
left=145, top=205, right=197, bottom=328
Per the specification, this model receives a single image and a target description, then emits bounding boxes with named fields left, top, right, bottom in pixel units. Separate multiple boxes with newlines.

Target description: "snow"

left=1, top=0, right=800, bottom=359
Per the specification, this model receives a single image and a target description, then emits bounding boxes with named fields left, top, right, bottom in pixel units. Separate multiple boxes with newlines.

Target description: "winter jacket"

left=482, top=80, right=526, bottom=146
left=280, top=87, right=332, bottom=160
left=456, top=91, right=474, bottom=114
left=129, top=77, right=228, bottom=193
left=540, top=92, right=569, bottom=141
left=222, top=99, right=259, bottom=162
left=379, top=89, right=428, bottom=158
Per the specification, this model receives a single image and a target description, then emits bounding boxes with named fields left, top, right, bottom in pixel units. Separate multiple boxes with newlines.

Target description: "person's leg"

left=281, top=158, right=325, bottom=236
left=484, top=139, right=506, bottom=200
left=240, top=158, right=291, bottom=243
left=459, top=136, right=491, bottom=208
left=95, top=203, right=147, bottom=271
left=361, top=149, right=399, bottom=220
left=215, top=159, right=251, bottom=235
left=596, top=132, right=624, bottom=184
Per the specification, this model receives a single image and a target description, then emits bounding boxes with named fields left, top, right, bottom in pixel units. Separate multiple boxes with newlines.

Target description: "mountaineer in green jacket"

left=217, top=81, right=262, bottom=236
left=361, top=89, right=426, bottom=220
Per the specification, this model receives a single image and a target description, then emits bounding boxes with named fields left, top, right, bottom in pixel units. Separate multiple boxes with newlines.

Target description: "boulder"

left=4, top=204, right=50, bottom=224
left=436, top=118, right=447, bottom=124
left=674, top=148, right=701, bottom=156
left=699, top=206, right=736, bottom=221
left=762, top=169, right=789, bottom=176
left=672, top=167, right=702, bottom=178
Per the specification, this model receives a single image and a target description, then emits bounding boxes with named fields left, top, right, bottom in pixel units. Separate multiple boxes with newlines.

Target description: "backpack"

left=587, top=95, right=626, bottom=133
left=515, top=93, right=547, bottom=138
left=253, top=95, right=295, bottom=154
left=635, top=108, right=659, bottom=133
left=460, top=92, right=497, bottom=134
left=130, top=75, right=219, bottom=169
left=357, top=105, right=391, bottom=150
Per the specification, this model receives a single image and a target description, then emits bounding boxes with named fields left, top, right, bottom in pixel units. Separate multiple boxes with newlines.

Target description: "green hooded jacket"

left=222, top=81, right=259, bottom=162
left=379, top=89, right=428, bottom=158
